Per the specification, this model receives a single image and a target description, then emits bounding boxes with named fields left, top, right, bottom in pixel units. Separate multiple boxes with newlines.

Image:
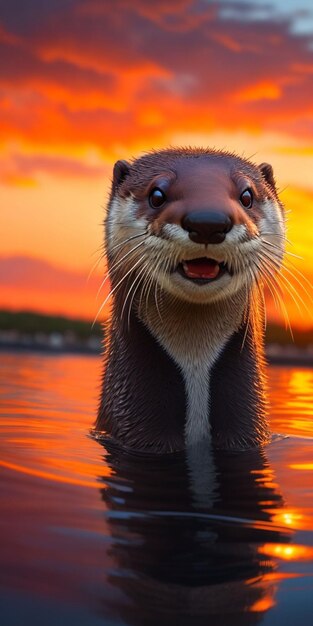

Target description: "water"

left=0, top=351, right=313, bottom=626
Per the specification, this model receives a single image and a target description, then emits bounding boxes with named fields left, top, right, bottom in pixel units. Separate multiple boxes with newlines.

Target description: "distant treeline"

left=0, top=309, right=313, bottom=346
left=265, top=323, right=313, bottom=347
left=0, top=310, right=102, bottom=338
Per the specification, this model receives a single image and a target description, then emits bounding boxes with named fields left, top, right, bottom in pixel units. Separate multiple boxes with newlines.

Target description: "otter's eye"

left=149, top=187, right=166, bottom=209
left=240, top=189, right=253, bottom=209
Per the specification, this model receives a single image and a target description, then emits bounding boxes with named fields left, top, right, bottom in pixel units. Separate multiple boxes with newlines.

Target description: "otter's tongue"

left=182, top=258, right=220, bottom=280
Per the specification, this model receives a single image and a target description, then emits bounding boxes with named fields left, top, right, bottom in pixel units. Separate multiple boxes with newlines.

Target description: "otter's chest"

left=143, top=308, right=241, bottom=445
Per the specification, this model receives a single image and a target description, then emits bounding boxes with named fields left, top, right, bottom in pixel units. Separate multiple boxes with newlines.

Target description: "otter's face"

left=106, top=150, right=285, bottom=308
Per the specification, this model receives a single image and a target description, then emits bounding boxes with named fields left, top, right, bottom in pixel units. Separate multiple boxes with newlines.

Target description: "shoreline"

left=1, top=340, right=313, bottom=366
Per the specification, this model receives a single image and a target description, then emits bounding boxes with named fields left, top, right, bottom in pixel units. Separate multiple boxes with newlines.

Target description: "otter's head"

left=105, top=148, right=285, bottom=311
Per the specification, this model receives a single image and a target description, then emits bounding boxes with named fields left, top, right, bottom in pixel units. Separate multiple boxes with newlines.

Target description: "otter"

left=95, top=147, right=285, bottom=453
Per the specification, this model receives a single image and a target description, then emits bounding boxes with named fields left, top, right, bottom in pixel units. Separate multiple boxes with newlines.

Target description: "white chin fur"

left=153, top=268, right=249, bottom=304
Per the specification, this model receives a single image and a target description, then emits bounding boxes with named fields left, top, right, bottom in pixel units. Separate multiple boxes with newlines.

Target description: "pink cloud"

left=0, top=153, right=105, bottom=185
left=0, top=255, right=110, bottom=320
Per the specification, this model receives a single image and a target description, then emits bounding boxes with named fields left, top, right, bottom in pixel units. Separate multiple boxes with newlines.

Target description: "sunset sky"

left=1, top=0, right=313, bottom=327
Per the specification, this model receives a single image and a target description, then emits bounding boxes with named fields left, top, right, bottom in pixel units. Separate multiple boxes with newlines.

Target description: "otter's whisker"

left=108, top=238, right=146, bottom=276
left=143, top=258, right=163, bottom=318
left=108, top=231, right=147, bottom=254
left=281, top=260, right=313, bottom=300
left=254, top=257, right=288, bottom=322
left=260, top=250, right=312, bottom=316
left=240, top=266, right=263, bottom=352
left=256, top=259, right=294, bottom=337
left=96, top=240, right=145, bottom=299
left=127, top=262, right=150, bottom=330
left=87, top=250, right=106, bottom=283
left=92, top=256, right=144, bottom=327
left=262, top=239, right=302, bottom=260
left=261, top=232, right=292, bottom=246
left=90, top=242, right=105, bottom=257
left=153, top=280, right=163, bottom=323
left=149, top=253, right=173, bottom=319
left=145, top=274, right=156, bottom=317
left=255, top=261, right=280, bottom=311
left=152, top=254, right=176, bottom=319
left=121, top=259, right=148, bottom=323
left=138, top=261, right=155, bottom=316
left=253, top=265, right=268, bottom=332
left=281, top=263, right=313, bottom=302
left=274, top=269, right=311, bottom=319
left=240, top=283, right=252, bottom=352
left=249, top=265, right=266, bottom=323
left=143, top=250, right=169, bottom=316
left=258, top=280, right=267, bottom=332
left=278, top=272, right=310, bottom=317
left=283, top=258, right=313, bottom=295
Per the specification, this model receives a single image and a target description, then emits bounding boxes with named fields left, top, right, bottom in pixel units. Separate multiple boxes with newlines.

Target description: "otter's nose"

left=182, top=211, right=233, bottom=244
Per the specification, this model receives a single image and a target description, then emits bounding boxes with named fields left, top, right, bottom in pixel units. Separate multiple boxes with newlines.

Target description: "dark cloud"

left=0, top=0, right=313, bottom=157
left=0, top=40, right=115, bottom=91
left=0, top=0, right=78, bottom=33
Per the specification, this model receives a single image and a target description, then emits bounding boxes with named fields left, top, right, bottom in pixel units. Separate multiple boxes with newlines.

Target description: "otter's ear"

left=112, top=160, right=130, bottom=192
left=259, top=162, right=276, bottom=190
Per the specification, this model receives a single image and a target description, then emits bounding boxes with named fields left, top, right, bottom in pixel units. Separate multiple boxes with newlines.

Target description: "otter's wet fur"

left=95, top=147, right=285, bottom=453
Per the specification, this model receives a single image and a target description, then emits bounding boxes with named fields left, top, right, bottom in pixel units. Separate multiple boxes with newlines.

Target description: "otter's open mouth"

left=177, top=258, right=229, bottom=284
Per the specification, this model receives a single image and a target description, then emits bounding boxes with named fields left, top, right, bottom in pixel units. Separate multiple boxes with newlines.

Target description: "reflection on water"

left=0, top=352, right=312, bottom=625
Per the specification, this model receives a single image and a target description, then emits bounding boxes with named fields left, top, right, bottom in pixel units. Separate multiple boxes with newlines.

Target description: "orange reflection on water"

left=269, top=367, right=313, bottom=438
left=249, top=594, right=276, bottom=613
left=268, top=504, right=313, bottom=535
left=259, top=543, right=313, bottom=561
left=0, top=459, right=99, bottom=489
left=269, top=509, right=305, bottom=530
left=290, top=464, right=313, bottom=470
left=0, top=352, right=108, bottom=489
left=288, top=371, right=313, bottom=395
left=248, top=571, right=309, bottom=614
left=251, top=465, right=279, bottom=491
left=247, top=570, right=307, bottom=614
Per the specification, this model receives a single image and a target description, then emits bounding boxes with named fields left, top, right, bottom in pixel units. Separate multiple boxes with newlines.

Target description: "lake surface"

left=0, top=351, right=313, bottom=626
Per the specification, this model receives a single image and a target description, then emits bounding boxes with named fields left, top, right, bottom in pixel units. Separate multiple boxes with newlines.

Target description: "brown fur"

left=96, top=147, right=285, bottom=452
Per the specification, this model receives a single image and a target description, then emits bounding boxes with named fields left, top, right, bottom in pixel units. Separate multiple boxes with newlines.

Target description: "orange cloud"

left=234, top=81, right=282, bottom=103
